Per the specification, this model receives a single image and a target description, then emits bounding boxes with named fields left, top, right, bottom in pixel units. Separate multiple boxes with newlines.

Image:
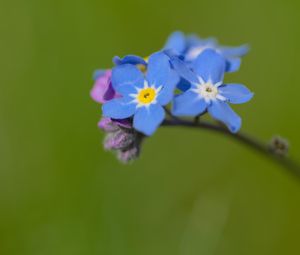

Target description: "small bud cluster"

left=99, top=117, right=143, bottom=163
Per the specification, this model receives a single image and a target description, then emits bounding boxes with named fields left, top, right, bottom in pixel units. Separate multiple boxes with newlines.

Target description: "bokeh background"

left=1, top=0, right=300, bottom=254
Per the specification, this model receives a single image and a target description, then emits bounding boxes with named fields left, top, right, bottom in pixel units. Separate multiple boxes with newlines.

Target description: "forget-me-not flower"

left=164, top=31, right=249, bottom=73
left=171, top=49, right=253, bottom=133
left=103, top=52, right=179, bottom=136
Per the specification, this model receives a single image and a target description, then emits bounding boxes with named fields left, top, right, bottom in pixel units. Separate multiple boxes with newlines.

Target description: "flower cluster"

left=91, top=31, right=253, bottom=163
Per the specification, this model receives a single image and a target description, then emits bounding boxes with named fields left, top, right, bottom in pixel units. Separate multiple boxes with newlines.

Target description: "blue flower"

left=171, top=49, right=253, bottom=133
left=103, top=52, right=179, bottom=136
left=164, top=31, right=249, bottom=73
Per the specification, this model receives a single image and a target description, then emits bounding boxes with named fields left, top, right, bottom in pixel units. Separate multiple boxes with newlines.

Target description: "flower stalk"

left=162, top=117, right=300, bottom=178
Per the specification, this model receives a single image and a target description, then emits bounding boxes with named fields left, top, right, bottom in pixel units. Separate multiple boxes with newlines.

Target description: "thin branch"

left=162, top=119, right=300, bottom=178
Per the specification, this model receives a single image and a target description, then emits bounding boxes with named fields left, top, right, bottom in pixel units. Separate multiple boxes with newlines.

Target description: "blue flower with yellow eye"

left=171, top=49, right=253, bottom=133
left=164, top=31, right=249, bottom=73
left=102, top=52, right=179, bottom=136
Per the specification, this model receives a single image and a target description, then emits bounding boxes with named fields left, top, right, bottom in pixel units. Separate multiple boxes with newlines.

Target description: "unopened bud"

left=98, top=117, right=119, bottom=132
left=98, top=117, right=132, bottom=132
left=104, top=129, right=135, bottom=150
left=269, top=135, right=289, bottom=157
left=117, top=146, right=140, bottom=164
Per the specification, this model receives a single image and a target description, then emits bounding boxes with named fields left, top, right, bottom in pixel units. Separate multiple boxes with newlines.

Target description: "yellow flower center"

left=137, top=88, right=156, bottom=104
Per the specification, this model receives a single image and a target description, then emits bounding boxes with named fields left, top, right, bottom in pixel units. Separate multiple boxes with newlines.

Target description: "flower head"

left=91, top=32, right=256, bottom=164
left=171, top=49, right=253, bottom=133
left=103, top=52, right=179, bottom=136
left=164, top=31, right=249, bottom=73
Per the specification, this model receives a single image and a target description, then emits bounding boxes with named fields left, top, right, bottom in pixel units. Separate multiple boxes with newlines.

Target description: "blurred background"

left=1, top=0, right=300, bottom=254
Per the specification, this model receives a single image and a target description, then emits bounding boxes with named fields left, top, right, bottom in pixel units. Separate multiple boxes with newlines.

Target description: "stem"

left=162, top=118, right=300, bottom=179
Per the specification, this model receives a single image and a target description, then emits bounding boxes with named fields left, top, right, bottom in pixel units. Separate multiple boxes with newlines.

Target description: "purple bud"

left=90, top=70, right=120, bottom=103
left=117, top=146, right=140, bottom=163
left=98, top=117, right=119, bottom=132
left=98, top=117, right=133, bottom=133
left=104, top=130, right=135, bottom=150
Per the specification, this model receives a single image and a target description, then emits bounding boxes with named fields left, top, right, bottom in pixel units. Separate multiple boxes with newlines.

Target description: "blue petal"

left=102, top=98, right=136, bottom=119
left=225, top=58, right=241, bottom=73
left=163, top=49, right=186, bottom=62
left=172, top=91, right=207, bottom=116
left=133, top=104, right=165, bottom=136
left=146, top=52, right=172, bottom=88
left=116, top=84, right=138, bottom=97
left=186, top=35, right=217, bottom=49
left=220, top=44, right=249, bottom=58
left=185, top=34, right=201, bottom=47
left=170, top=56, right=199, bottom=84
left=93, top=69, right=106, bottom=81
left=164, top=31, right=186, bottom=55
left=111, top=64, right=144, bottom=93
left=208, top=101, right=241, bottom=133
left=192, top=49, right=226, bottom=84
left=156, top=70, right=179, bottom=105
left=113, top=55, right=147, bottom=66
left=177, top=78, right=191, bottom=91
left=218, top=84, right=254, bottom=104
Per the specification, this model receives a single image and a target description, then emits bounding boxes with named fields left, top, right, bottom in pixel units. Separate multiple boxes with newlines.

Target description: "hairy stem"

left=162, top=118, right=300, bottom=179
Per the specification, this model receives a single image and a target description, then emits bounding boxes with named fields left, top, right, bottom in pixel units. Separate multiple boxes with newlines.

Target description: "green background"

left=1, top=0, right=300, bottom=254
